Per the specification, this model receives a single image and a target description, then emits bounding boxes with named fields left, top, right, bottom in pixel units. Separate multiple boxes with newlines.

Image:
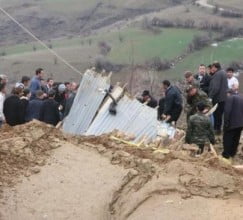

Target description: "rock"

left=30, top=167, right=41, bottom=174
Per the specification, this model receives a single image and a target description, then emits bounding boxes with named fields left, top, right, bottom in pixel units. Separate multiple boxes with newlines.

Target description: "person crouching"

left=185, top=102, right=215, bottom=154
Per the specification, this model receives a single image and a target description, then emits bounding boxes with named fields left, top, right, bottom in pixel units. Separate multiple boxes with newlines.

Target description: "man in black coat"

left=3, top=87, right=25, bottom=126
left=25, top=90, right=44, bottom=122
left=162, top=80, right=183, bottom=123
left=40, top=90, right=60, bottom=126
left=139, top=90, right=157, bottom=108
left=208, top=62, right=228, bottom=134
left=194, top=64, right=211, bottom=94
left=222, top=91, right=243, bottom=159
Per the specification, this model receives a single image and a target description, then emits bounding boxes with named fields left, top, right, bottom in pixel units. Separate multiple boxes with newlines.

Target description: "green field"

left=163, top=38, right=243, bottom=79
left=108, top=28, right=203, bottom=64
left=1, top=28, right=203, bottom=65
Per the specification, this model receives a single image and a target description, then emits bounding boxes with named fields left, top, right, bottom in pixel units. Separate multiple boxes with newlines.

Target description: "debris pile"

left=0, top=120, right=64, bottom=188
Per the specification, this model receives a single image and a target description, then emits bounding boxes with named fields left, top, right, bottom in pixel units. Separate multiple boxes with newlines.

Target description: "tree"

left=98, top=41, right=111, bottom=56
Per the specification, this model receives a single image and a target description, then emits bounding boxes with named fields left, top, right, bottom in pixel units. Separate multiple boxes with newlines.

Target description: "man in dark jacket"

left=208, top=62, right=228, bottom=134
left=222, top=91, right=243, bottom=159
left=139, top=90, right=157, bottom=108
left=162, top=80, right=183, bottom=123
left=194, top=64, right=211, bottom=94
left=25, top=90, right=44, bottom=122
left=3, top=87, right=25, bottom=126
left=40, top=90, right=60, bottom=126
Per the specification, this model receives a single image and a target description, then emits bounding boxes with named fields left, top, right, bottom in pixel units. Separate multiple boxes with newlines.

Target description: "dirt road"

left=196, top=0, right=225, bottom=11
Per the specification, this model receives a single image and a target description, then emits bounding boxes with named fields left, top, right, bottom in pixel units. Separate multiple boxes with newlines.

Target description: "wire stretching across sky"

left=0, top=6, right=83, bottom=75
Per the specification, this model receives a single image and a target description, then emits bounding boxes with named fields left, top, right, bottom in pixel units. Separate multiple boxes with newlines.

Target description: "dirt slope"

left=0, top=121, right=243, bottom=220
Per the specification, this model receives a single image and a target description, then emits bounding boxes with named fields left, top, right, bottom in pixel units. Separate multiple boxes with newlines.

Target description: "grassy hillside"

left=108, top=28, right=202, bottom=64
left=0, top=28, right=203, bottom=64
left=163, top=38, right=243, bottom=78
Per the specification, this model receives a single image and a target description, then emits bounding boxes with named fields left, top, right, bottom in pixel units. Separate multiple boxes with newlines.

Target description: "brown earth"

left=0, top=121, right=243, bottom=220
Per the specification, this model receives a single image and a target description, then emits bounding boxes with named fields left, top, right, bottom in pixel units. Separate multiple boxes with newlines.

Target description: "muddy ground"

left=0, top=121, right=243, bottom=220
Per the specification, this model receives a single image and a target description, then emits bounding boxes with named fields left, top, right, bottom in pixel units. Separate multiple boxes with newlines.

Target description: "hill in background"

left=0, top=0, right=243, bottom=94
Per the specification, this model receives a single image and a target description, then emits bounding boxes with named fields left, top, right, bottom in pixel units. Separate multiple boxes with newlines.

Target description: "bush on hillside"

left=146, top=57, right=171, bottom=71
left=188, top=35, right=211, bottom=52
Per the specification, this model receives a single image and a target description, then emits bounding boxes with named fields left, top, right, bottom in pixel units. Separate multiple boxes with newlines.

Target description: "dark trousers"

left=222, top=127, right=243, bottom=158
left=213, top=101, right=225, bottom=131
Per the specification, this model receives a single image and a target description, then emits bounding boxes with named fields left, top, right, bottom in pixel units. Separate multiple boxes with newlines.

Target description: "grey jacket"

left=209, top=69, right=228, bottom=104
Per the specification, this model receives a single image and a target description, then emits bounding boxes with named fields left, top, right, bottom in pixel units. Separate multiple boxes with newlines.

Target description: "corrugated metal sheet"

left=63, top=69, right=110, bottom=134
left=86, top=87, right=158, bottom=143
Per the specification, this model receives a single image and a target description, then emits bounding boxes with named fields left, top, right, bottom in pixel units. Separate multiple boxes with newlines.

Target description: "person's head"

left=65, top=82, right=71, bottom=91
left=0, top=75, right=8, bottom=84
left=11, top=87, right=23, bottom=97
left=22, top=88, right=31, bottom=99
left=186, top=85, right=198, bottom=97
left=141, top=90, right=151, bottom=101
left=70, top=82, right=78, bottom=92
left=211, top=61, right=221, bottom=74
left=0, top=83, right=6, bottom=94
left=21, top=76, right=30, bottom=87
left=15, top=82, right=25, bottom=90
left=226, top=67, right=234, bottom=79
left=35, top=68, right=44, bottom=79
left=184, top=71, right=194, bottom=83
left=207, top=64, right=212, bottom=75
left=36, top=90, right=44, bottom=99
left=227, top=89, right=238, bottom=96
left=58, top=84, right=66, bottom=94
left=48, top=89, right=56, bottom=99
left=196, top=101, right=207, bottom=113
left=162, top=80, right=171, bottom=90
left=47, top=78, right=54, bottom=87
left=198, top=64, right=206, bottom=75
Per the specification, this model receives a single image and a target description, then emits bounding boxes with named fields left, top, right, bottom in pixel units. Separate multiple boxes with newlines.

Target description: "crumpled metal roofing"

left=86, top=87, right=158, bottom=143
left=63, top=69, right=111, bottom=134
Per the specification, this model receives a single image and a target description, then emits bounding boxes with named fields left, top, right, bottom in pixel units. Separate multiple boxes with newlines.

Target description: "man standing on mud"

left=208, top=62, right=228, bottom=134
left=162, top=80, right=182, bottom=124
left=194, top=64, right=211, bottom=94
left=222, top=91, right=243, bottom=160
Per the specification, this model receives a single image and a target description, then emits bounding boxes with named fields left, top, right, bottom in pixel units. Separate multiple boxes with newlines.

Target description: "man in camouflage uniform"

left=184, top=71, right=200, bottom=88
left=186, top=102, right=215, bottom=154
left=186, top=85, right=212, bottom=120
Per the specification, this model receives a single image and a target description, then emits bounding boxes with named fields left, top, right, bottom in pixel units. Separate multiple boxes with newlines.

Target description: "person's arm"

left=0, top=95, right=5, bottom=121
left=18, top=99, right=25, bottom=124
left=209, top=74, right=221, bottom=101
left=39, top=103, right=44, bottom=122
left=55, top=103, right=61, bottom=122
left=164, top=92, right=174, bottom=116
left=185, top=118, right=193, bottom=144
left=208, top=120, right=215, bottom=144
left=224, top=96, right=234, bottom=130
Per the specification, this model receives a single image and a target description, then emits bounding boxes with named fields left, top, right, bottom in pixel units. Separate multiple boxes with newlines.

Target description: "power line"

left=0, top=6, right=82, bottom=75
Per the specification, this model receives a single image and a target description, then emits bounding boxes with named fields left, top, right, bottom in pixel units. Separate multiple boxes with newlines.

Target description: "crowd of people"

left=0, top=62, right=242, bottom=163
left=139, top=61, right=243, bottom=162
left=0, top=68, right=78, bottom=128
